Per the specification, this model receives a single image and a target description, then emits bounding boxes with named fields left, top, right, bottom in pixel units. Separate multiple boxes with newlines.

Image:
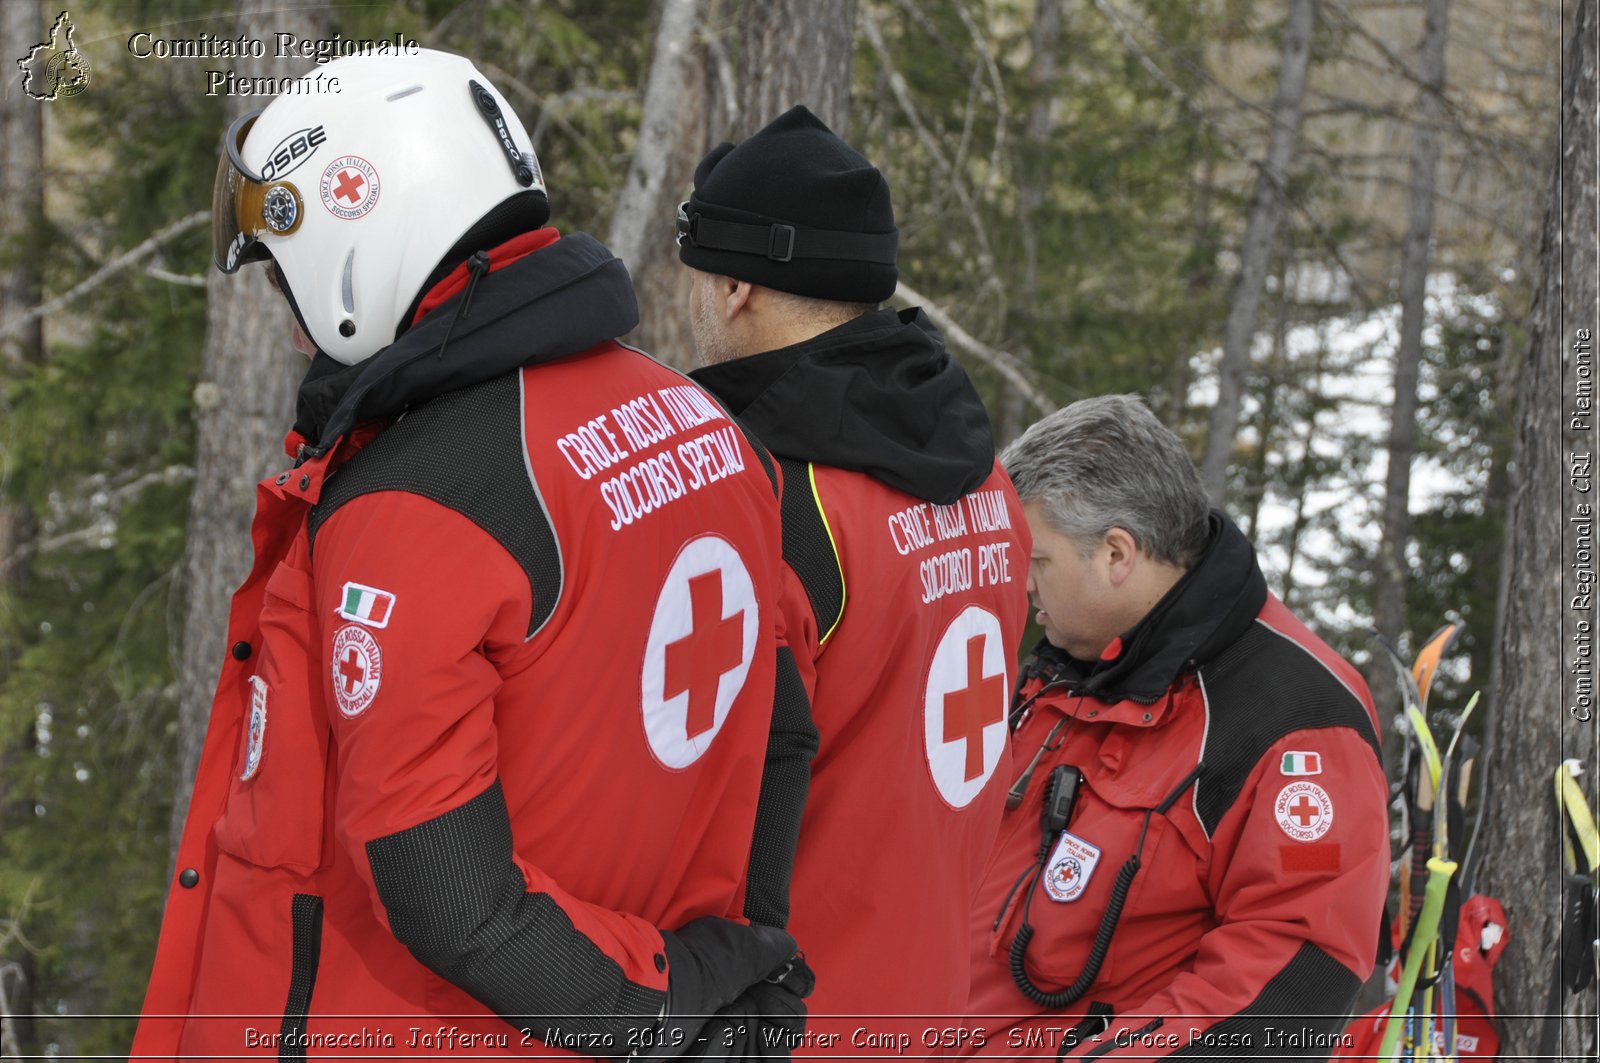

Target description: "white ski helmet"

left=212, top=49, right=547, bottom=364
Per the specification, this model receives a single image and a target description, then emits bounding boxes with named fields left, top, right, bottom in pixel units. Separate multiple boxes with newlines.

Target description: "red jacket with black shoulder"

left=133, top=231, right=801, bottom=1060
left=963, top=513, right=1388, bottom=1060
left=693, top=308, right=1031, bottom=1047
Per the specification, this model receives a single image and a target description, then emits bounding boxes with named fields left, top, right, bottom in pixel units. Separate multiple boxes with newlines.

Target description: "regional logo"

left=640, top=535, right=758, bottom=769
left=1274, top=780, right=1334, bottom=841
left=330, top=623, right=383, bottom=718
left=16, top=11, right=91, bottom=102
left=923, top=605, right=1007, bottom=808
left=319, top=155, right=380, bottom=220
left=1043, top=831, right=1101, bottom=903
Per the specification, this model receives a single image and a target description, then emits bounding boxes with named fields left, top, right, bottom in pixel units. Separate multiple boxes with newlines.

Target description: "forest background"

left=0, top=0, right=1592, bottom=1057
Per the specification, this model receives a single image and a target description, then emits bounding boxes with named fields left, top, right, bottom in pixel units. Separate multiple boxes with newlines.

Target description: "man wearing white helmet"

left=133, top=50, right=814, bottom=1060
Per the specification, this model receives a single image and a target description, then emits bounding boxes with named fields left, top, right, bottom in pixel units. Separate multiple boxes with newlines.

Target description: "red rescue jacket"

left=693, top=308, right=1030, bottom=1049
left=963, top=514, right=1390, bottom=1060
left=134, top=231, right=792, bottom=1060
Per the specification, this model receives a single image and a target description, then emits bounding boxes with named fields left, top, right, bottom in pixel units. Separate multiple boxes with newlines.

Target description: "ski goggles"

left=212, top=109, right=305, bottom=274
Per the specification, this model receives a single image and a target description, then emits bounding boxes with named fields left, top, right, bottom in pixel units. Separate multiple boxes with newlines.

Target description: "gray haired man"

left=963, top=395, right=1390, bottom=1059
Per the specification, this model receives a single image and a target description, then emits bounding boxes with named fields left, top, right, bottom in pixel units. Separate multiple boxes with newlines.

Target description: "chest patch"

left=1043, top=831, right=1102, bottom=903
left=1274, top=780, right=1334, bottom=841
left=241, top=676, right=268, bottom=780
left=330, top=623, right=383, bottom=718
left=640, top=534, right=759, bottom=770
left=923, top=605, right=1008, bottom=808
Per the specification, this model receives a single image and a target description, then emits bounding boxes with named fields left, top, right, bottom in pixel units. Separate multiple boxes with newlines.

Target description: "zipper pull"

left=435, top=251, right=491, bottom=361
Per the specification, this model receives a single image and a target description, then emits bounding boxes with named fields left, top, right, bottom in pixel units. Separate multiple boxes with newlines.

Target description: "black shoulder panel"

left=308, top=372, right=561, bottom=641
left=774, top=457, right=845, bottom=644
left=729, top=411, right=779, bottom=499
left=1193, top=621, right=1381, bottom=836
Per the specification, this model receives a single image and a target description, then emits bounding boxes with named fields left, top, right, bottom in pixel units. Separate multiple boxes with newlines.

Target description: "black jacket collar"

left=689, top=306, right=995, bottom=505
left=1030, top=511, right=1268, bottom=704
left=294, top=231, right=638, bottom=455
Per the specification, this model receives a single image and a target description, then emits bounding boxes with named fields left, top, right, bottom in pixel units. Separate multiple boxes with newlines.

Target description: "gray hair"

left=1001, top=394, right=1211, bottom=568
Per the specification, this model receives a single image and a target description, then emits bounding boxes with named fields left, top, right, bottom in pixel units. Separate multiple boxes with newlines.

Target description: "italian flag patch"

left=1280, top=751, right=1322, bottom=776
left=337, top=582, right=395, bottom=628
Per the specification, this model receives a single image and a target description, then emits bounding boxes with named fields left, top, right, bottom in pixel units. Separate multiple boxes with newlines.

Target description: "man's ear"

left=723, top=277, right=754, bottom=321
left=1103, top=527, right=1140, bottom=587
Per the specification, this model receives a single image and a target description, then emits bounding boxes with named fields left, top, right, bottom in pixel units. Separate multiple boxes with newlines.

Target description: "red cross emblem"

left=641, top=536, right=758, bottom=770
left=664, top=572, right=745, bottom=740
left=924, top=606, right=1008, bottom=808
left=942, top=634, right=1004, bottom=780
left=333, top=169, right=366, bottom=204
left=338, top=646, right=367, bottom=694
left=330, top=624, right=383, bottom=718
left=320, top=157, right=380, bottom=219
left=1274, top=780, right=1334, bottom=840
left=1288, top=795, right=1321, bottom=826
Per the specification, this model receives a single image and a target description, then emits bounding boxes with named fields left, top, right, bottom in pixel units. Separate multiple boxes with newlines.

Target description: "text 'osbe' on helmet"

left=212, top=49, right=548, bottom=365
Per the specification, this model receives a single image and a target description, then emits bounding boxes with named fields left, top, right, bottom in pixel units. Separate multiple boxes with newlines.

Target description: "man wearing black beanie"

left=679, top=106, right=1032, bottom=1052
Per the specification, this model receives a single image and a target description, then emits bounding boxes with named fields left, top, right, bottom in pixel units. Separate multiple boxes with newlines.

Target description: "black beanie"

left=677, top=106, right=898, bottom=303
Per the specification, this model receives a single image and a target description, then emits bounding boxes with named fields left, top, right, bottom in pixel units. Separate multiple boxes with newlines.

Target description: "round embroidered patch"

left=319, top=155, right=380, bottom=220
left=241, top=675, right=267, bottom=781
left=1275, top=780, right=1334, bottom=841
left=330, top=623, right=383, bottom=718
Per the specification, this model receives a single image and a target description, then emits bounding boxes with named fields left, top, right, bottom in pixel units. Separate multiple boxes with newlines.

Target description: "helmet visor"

left=212, top=109, right=305, bottom=273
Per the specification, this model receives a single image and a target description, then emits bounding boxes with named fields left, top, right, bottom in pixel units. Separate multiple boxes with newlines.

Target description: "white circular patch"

left=330, top=623, right=383, bottom=718
left=1275, top=780, right=1334, bottom=841
left=319, top=155, right=380, bottom=220
left=923, top=605, right=1008, bottom=809
left=241, top=675, right=268, bottom=781
left=641, top=535, right=758, bottom=770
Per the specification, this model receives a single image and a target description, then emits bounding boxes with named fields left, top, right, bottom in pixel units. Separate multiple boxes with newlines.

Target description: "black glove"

left=687, top=955, right=815, bottom=1060
left=651, top=917, right=799, bottom=1057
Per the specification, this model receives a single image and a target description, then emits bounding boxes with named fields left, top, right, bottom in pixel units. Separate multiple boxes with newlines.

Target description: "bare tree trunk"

left=0, top=3, right=45, bottom=1053
left=170, top=0, right=325, bottom=858
left=1279, top=337, right=1326, bottom=612
left=1369, top=0, right=1452, bottom=747
left=618, top=0, right=729, bottom=368
left=1476, top=0, right=1597, bottom=1055
left=621, top=0, right=857, bottom=368
left=1166, top=152, right=1218, bottom=426
left=1244, top=260, right=1292, bottom=542
left=735, top=0, right=856, bottom=137
left=1198, top=0, right=1315, bottom=504
left=1000, top=0, right=1064, bottom=446
left=0, top=0, right=43, bottom=370
left=608, top=0, right=706, bottom=279
left=1, top=0, right=45, bottom=567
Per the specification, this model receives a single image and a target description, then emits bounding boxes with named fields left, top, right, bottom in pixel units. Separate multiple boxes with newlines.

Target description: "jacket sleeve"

left=1062, top=727, right=1389, bottom=1059
left=314, top=490, right=669, bottom=1055
left=739, top=472, right=822, bottom=929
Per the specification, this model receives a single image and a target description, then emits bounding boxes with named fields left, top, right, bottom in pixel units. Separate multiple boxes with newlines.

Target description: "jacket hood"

left=689, top=306, right=995, bottom=504
left=1026, top=511, right=1268, bottom=704
left=293, top=231, right=638, bottom=454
